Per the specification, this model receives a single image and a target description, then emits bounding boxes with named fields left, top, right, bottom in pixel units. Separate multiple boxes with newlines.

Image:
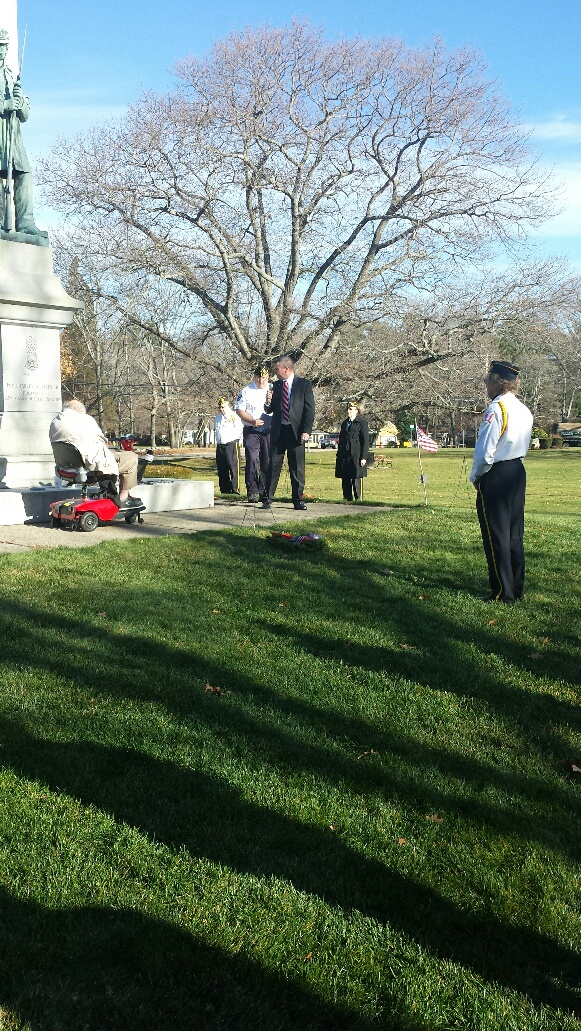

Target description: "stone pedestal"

left=0, top=477, right=215, bottom=525
left=0, top=239, right=82, bottom=488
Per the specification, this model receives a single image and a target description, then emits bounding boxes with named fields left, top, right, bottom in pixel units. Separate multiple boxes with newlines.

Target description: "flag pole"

left=415, top=422, right=428, bottom=506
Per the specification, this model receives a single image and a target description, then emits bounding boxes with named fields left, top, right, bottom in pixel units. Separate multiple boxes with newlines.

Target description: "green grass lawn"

left=0, top=450, right=580, bottom=1029
left=154, top=444, right=581, bottom=516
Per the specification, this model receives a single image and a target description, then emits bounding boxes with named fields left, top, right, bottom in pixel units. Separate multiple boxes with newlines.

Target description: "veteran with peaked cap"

left=335, top=401, right=369, bottom=501
left=469, top=359, right=533, bottom=602
left=235, top=364, right=273, bottom=502
left=0, top=29, right=47, bottom=238
left=214, top=397, right=243, bottom=494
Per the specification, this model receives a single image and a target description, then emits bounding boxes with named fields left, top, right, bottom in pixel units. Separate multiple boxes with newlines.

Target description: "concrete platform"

left=0, top=498, right=390, bottom=553
left=0, top=477, right=214, bottom=525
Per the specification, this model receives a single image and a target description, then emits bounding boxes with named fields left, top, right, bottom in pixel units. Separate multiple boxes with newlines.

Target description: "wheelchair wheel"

left=125, top=512, right=138, bottom=524
left=50, top=516, right=60, bottom=529
left=78, top=511, right=99, bottom=532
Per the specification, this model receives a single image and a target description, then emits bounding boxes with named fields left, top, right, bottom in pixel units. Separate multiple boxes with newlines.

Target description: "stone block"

left=0, top=478, right=215, bottom=525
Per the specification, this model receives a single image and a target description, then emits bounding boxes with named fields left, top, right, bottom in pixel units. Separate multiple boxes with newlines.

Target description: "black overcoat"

left=335, top=416, right=369, bottom=479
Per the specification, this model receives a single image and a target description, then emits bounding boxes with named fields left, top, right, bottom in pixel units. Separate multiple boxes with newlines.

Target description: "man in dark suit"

left=262, top=356, right=315, bottom=510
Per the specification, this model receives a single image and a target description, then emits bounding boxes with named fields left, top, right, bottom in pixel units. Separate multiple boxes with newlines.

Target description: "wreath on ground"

left=268, top=531, right=325, bottom=552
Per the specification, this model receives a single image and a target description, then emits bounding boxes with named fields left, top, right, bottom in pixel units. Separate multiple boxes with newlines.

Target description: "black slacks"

left=476, top=458, right=526, bottom=601
left=243, top=429, right=270, bottom=497
left=216, top=441, right=239, bottom=493
left=266, top=425, right=306, bottom=503
left=342, top=476, right=361, bottom=500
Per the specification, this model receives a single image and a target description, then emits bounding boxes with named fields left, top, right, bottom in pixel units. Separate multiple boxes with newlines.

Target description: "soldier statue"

left=0, top=28, right=47, bottom=240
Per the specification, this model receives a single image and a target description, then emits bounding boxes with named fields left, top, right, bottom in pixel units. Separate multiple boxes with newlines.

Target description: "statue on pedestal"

left=0, top=28, right=47, bottom=243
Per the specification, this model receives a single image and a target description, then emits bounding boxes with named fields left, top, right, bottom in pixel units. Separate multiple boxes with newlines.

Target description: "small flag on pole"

left=416, top=427, right=438, bottom=453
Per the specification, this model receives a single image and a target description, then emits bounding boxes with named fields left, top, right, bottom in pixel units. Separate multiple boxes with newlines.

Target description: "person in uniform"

left=0, top=29, right=47, bottom=238
left=214, top=398, right=243, bottom=494
left=235, top=365, right=272, bottom=502
left=262, top=356, right=315, bottom=510
left=335, top=401, right=369, bottom=501
left=469, top=360, right=533, bottom=602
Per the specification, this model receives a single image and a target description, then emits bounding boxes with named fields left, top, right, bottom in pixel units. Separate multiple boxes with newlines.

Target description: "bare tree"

left=40, top=22, right=556, bottom=368
left=307, top=260, right=579, bottom=426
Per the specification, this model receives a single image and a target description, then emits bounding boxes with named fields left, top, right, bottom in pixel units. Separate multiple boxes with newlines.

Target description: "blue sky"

left=10, top=0, right=581, bottom=263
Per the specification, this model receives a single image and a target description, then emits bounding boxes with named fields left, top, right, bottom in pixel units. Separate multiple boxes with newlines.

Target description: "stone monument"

left=0, top=4, right=213, bottom=521
left=0, top=7, right=82, bottom=494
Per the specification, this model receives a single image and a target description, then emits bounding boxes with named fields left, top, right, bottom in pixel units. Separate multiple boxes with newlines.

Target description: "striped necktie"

left=282, top=380, right=290, bottom=422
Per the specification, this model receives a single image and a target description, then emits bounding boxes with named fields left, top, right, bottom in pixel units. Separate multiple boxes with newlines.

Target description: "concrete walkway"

left=0, top=499, right=390, bottom=554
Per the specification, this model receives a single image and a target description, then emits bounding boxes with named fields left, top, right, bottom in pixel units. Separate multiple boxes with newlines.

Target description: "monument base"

left=0, top=238, right=83, bottom=490
left=0, top=478, right=215, bottom=525
left=0, top=455, right=57, bottom=489
left=0, top=229, right=49, bottom=248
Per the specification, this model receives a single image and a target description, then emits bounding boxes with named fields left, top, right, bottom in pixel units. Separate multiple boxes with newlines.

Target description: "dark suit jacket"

left=335, top=416, right=369, bottom=479
left=266, top=376, right=315, bottom=445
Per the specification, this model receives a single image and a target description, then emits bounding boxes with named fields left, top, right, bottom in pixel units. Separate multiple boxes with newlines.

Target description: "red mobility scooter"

left=49, top=437, right=150, bottom=532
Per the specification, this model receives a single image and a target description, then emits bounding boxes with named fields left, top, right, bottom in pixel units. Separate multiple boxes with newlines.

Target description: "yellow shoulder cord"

left=496, top=399, right=508, bottom=437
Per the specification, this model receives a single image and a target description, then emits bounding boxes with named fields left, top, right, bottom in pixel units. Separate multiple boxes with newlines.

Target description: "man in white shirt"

left=235, top=365, right=272, bottom=502
left=49, top=400, right=138, bottom=506
left=469, top=360, right=533, bottom=602
left=214, top=398, right=243, bottom=494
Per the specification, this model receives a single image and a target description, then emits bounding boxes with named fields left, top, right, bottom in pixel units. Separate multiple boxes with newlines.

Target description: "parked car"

left=320, top=435, right=339, bottom=449
left=560, top=429, right=581, bottom=447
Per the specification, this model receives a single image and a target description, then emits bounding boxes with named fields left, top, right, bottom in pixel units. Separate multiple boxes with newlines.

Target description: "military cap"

left=253, top=364, right=269, bottom=378
left=0, top=30, right=9, bottom=45
left=489, top=360, right=520, bottom=380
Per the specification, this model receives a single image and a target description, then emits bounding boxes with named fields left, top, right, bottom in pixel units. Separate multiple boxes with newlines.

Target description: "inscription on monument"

left=4, top=380, right=60, bottom=403
left=25, top=334, right=38, bottom=371
left=0, top=323, right=63, bottom=412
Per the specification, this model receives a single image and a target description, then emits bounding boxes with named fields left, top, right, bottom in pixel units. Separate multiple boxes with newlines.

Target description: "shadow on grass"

left=1, top=715, right=580, bottom=1018
left=0, top=524, right=580, bottom=1021
left=0, top=889, right=384, bottom=1031
left=0, top=589, right=579, bottom=871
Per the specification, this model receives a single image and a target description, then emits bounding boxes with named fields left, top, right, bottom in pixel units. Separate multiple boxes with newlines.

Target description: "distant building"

left=375, top=421, right=399, bottom=447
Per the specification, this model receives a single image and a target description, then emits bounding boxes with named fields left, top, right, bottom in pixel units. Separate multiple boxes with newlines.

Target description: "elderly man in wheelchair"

left=49, top=400, right=145, bottom=531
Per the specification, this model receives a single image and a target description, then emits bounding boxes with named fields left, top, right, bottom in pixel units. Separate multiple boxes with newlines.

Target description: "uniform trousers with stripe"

left=476, top=458, right=526, bottom=601
left=216, top=441, right=239, bottom=493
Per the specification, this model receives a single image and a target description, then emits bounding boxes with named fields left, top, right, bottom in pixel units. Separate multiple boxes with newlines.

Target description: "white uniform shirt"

left=469, top=392, right=533, bottom=483
left=235, top=382, right=269, bottom=422
left=214, top=410, right=243, bottom=444
left=235, top=381, right=273, bottom=434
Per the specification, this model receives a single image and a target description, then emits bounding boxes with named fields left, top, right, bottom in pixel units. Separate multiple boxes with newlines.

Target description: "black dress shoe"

left=261, top=499, right=272, bottom=509
left=294, top=501, right=307, bottom=510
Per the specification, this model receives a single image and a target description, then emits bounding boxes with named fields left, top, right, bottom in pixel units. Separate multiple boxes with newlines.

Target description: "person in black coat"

left=262, top=356, right=315, bottom=510
left=335, top=402, right=369, bottom=501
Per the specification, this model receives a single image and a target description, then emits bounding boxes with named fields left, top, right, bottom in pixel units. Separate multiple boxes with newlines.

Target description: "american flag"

left=416, top=427, right=438, bottom=453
